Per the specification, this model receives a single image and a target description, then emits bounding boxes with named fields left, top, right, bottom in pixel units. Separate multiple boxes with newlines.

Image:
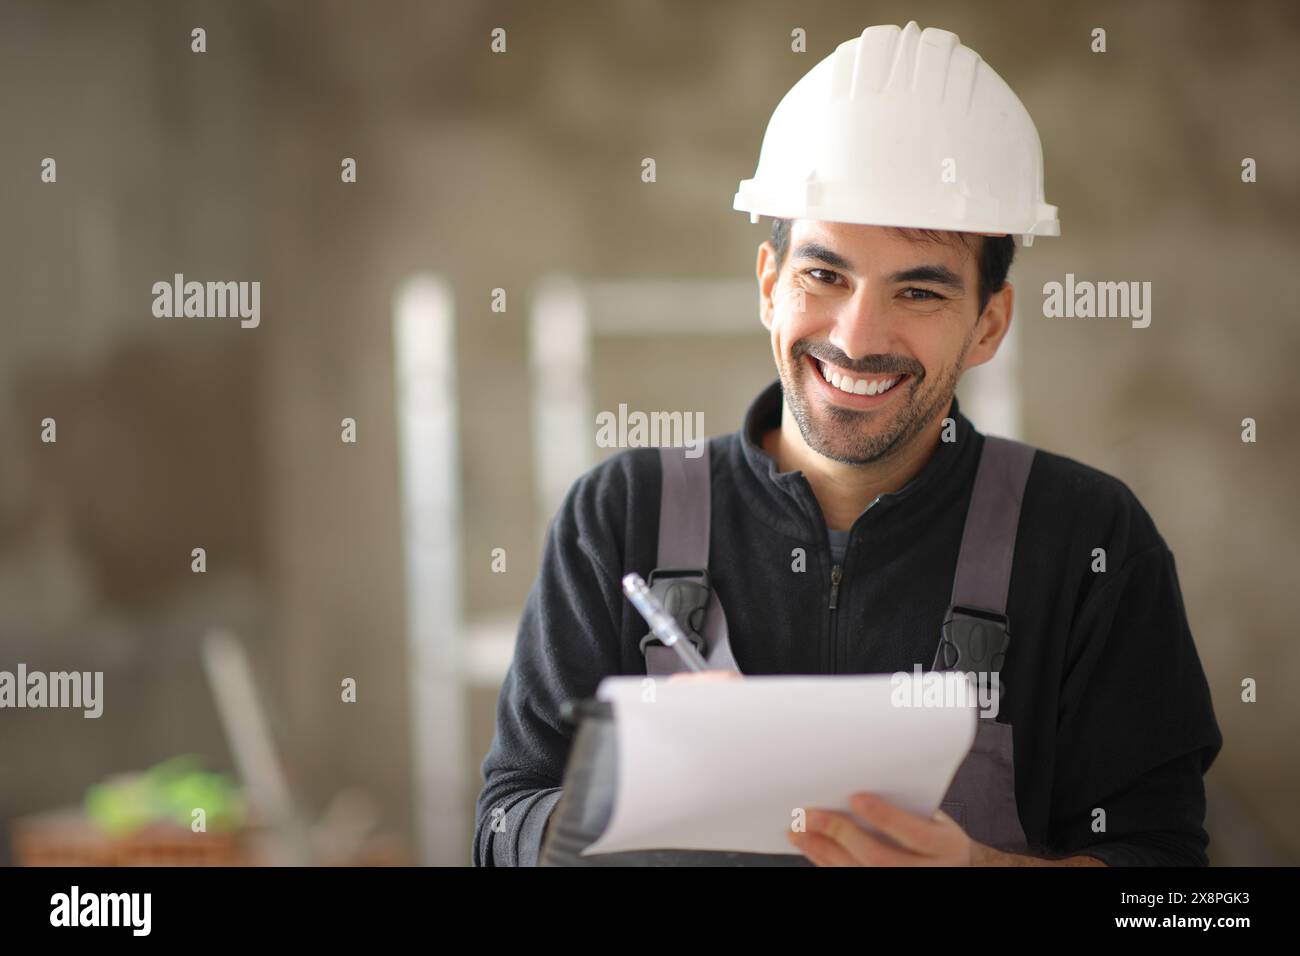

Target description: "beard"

left=778, top=334, right=973, bottom=466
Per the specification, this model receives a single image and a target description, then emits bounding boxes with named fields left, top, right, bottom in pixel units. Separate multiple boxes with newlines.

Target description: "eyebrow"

left=791, top=243, right=966, bottom=294
left=885, top=265, right=966, bottom=294
left=791, top=242, right=856, bottom=273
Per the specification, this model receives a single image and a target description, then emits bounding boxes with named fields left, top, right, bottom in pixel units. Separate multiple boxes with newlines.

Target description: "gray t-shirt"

left=828, top=528, right=850, bottom=565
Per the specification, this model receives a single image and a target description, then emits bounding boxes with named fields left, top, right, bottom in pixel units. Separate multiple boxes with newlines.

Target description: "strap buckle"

left=636, top=567, right=711, bottom=657
left=933, top=605, right=1011, bottom=676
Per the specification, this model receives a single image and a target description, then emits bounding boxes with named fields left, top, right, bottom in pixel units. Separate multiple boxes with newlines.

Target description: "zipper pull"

left=829, top=564, right=842, bottom=610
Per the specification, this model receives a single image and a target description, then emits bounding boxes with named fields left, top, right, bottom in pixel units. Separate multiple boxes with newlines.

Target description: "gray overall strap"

left=652, top=445, right=739, bottom=671
left=949, top=435, right=1036, bottom=615
left=934, top=435, right=1037, bottom=677
left=936, top=435, right=1036, bottom=854
left=656, top=445, right=711, bottom=568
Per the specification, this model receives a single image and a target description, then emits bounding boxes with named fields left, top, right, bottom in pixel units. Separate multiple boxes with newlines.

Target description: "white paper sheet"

left=583, top=675, right=976, bottom=855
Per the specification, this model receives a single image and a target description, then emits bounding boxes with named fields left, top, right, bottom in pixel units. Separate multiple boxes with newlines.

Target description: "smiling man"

left=759, top=221, right=1013, bottom=530
left=474, top=22, right=1221, bottom=867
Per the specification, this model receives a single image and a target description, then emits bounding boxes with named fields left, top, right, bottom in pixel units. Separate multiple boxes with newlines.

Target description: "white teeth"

left=815, top=358, right=901, bottom=396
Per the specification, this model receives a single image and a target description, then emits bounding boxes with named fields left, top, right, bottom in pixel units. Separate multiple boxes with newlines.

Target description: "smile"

left=804, top=354, right=910, bottom=406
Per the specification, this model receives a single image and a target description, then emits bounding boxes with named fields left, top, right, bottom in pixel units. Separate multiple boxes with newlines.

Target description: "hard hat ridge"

left=734, top=21, right=1060, bottom=245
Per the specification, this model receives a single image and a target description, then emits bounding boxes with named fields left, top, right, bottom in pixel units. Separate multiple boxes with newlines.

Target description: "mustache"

left=794, top=341, right=924, bottom=379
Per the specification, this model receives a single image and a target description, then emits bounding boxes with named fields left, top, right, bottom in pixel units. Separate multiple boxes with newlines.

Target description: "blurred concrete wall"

left=1, top=0, right=1297, bottom=865
left=0, top=0, right=268, bottom=863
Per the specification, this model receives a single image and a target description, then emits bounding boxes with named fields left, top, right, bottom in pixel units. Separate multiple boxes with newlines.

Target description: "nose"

left=827, top=287, right=895, bottom=361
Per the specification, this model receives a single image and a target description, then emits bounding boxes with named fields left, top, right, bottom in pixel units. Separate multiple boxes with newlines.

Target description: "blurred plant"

left=85, top=755, right=245, bottom=835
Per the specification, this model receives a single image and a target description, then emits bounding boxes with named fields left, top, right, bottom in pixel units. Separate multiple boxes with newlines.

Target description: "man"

left=473, top=22, right=1221, bottom=866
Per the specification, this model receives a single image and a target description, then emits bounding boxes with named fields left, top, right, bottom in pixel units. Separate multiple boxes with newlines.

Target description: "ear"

left=756, top=240, right=779, bottom=332
left=962, top=282, right=1014, bottom=371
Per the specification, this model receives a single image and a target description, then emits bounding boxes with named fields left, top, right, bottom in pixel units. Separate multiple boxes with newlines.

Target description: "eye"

left=901, top=287, right=945, bottom=301
left=805, top=268, right=842, bottom=286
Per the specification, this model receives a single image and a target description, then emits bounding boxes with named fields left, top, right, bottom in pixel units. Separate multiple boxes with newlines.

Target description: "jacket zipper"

left=828, top=563, right=842, bottom=672
left=827, top=495, right=881, bottom=673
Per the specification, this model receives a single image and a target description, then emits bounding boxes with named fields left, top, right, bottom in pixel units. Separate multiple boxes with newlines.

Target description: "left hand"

left=787, top=793, right=1001, bottom=866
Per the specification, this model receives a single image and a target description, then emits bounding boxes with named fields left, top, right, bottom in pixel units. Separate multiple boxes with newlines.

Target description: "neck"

left=761, top=405, right=948, bottom=531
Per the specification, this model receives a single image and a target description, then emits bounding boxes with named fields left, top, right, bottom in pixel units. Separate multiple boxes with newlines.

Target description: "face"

left=757, top=220, right=1011, bottom=465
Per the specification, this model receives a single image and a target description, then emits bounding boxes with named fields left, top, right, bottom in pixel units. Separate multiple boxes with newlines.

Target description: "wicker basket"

left=13, top=808, right=248, bottom=866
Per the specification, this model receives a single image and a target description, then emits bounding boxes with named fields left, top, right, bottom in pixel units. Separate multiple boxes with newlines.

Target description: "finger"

left=806, top=809, right=914, bottom=866
left=932, top=809, right=965, bottom=833
left=849, top=794, right=949, bottom=856
left=788, top=829, right=860, bottom=867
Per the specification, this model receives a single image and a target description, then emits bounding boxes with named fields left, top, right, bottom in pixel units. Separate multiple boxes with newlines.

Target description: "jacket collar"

left=732, top=378, right=985, bottom=538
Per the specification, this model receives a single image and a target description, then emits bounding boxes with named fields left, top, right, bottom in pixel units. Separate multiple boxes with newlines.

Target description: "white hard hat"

left=734, top=21, right=1060, bottom=246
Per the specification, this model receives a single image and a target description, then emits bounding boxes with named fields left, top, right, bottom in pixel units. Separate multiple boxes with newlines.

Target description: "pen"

left=621, top=573, right=711, bottom=673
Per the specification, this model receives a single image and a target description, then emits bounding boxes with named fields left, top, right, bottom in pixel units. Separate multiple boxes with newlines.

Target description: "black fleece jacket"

left=473, top=380, right=1223, bottom=866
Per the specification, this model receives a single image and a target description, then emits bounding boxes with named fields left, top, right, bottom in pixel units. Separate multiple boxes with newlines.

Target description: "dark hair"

left=769, top=218, right=1015, bottom=317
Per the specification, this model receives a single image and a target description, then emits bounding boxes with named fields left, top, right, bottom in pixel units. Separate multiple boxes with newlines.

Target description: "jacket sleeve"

left=471, top=475, right=628, bottom=866
left=1048, top=542, right=1222, bottom=866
